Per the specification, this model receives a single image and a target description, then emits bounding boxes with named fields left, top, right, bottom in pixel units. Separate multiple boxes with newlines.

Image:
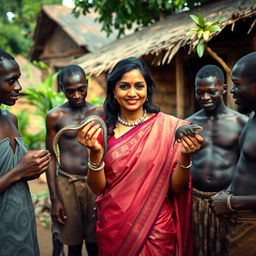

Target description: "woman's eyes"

left=119, top=83, right=145, bottom=89
left=136, top=83, right=145, bottom=89
left=119, top=84, right=129, bottom=89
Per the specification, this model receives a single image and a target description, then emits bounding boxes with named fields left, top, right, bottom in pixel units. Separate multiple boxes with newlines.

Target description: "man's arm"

left=0, top=113, right=50, bottom=193
left=45, top=111, right=66, bottom=224
left=210, top=192, right=256, bottom=217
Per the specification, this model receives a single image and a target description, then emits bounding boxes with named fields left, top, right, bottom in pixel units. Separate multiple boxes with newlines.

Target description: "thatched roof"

left=74, top=0, right=256, bottom=76
left=31, top=5, right=117, bottom=60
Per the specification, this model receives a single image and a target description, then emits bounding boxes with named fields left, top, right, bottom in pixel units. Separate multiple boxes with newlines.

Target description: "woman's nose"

left=128, top=87, right=136, bottom=96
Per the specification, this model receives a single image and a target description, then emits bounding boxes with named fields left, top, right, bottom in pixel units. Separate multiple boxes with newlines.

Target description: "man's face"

left=195, top=76, right=225, bottom=111
left=0, top=59, right=22, bottom=106
left=231, top=64, right=256, bottom=114
left=61, top=73, right=88, bottom=108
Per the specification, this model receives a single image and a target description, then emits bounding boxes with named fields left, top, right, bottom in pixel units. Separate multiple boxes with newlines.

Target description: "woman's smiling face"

left=113, top=69, right=147, bottom=114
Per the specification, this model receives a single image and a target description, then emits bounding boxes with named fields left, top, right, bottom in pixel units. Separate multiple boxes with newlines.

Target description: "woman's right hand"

left=77, top=121, right=103, bottom=158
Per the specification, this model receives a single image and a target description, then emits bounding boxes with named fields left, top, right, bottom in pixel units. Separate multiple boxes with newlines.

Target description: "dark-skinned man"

left=186, top=65, right=248, bottom=256
left=46, top=64, right=103, bottom=256
left=210, top=52, right=256, bottom=256
left=0, top=50, right=51, bottom=255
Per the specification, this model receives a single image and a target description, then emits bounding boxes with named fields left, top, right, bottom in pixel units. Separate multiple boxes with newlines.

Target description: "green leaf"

left=196, top=40, right=205, bottom=58
left=187, top=27, right=199, bottom=35
left=198, top=11, right=205, bottom=27
left=203, top=31, right=210, bottom=41
left=208, top=25, right=221, bottom=32
left=189, top=14, right=200, bottom=25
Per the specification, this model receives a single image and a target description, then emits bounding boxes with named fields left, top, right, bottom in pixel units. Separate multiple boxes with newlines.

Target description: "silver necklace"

left=118, top=109, right=147, bottom=127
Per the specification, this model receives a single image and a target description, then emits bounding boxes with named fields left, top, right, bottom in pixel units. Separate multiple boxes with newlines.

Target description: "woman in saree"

left=77, top=57, right=203, bottom=256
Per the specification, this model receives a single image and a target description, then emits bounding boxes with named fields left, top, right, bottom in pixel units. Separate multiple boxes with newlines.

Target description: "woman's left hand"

left=180, top=133, right=204, bottom=154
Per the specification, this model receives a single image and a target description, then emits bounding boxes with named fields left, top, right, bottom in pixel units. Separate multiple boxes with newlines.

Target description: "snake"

left=173, top=123, right=203, bottom=147
left=53, top=115, right=108, bottom=167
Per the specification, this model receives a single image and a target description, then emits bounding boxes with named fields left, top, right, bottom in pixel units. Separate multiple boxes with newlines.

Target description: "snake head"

left=173, top=123, right=203, bottom=146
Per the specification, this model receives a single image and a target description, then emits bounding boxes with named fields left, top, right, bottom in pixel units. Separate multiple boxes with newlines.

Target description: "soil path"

left=29, top=177, right=87, bottom=256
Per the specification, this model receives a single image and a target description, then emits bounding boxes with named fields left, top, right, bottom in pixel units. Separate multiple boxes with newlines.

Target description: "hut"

left=30, top=5, right=117, bottom=69
left=74, top=0, right=256, bottom=118
left=30, top=5, right=118, bottom=100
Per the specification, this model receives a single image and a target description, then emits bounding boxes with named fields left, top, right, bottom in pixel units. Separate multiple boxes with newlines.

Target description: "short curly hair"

left=196, top=64, right=225, bottom=84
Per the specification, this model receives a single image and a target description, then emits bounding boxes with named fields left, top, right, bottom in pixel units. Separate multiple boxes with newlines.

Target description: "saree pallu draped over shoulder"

left=96, top=113, right=193, bottom=256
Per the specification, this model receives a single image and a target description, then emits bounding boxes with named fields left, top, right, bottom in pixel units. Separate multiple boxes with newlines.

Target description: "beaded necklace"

left=118, top=109, right=147, bottom=127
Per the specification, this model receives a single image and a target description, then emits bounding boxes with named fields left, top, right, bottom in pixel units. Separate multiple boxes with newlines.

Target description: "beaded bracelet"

left=88, top=161, right=105, bottom=172
left=227, top=194, right=235, bottom=211
left=178, top=160, right=192, bottom=169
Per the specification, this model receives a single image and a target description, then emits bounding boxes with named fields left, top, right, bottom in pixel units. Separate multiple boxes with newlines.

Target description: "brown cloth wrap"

left=192, top=188, right=228, bottom=256
left=227, top=211, right=256, bottom=256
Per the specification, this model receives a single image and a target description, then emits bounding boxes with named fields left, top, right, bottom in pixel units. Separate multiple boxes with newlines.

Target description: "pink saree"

left=96, top=112, right=193, bottom=256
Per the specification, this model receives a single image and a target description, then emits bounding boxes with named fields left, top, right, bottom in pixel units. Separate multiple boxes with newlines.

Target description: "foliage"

left=187, top=11, right=231, bottom=75
left=73, top=0, right=210, bottom=38
left=90, top=95, right=105, bottom=106
left=21, top=61, right=66, bottom=149
left=24, top=61, right=66, bottom=120
left=0, top=0, right=62, bottom=56
left=187, top=11, right=224, bottom=58
left=0, top=23, right=32, bottom=56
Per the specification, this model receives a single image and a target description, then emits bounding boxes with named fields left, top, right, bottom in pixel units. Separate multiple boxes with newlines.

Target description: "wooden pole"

left=175, top=53, right=185, bottom=119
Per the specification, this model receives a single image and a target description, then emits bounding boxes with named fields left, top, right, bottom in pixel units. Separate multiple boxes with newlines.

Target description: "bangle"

left=178, top=160, right=192, bottom=169
left=89, top=159, right=101, bottom=168
left=88, top=161, right=105, bottom=172
left=227, top=194, right=235, bottom=211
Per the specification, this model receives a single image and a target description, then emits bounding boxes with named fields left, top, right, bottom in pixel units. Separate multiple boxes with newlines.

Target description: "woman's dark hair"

left=104, top=57, right=160, bottom=136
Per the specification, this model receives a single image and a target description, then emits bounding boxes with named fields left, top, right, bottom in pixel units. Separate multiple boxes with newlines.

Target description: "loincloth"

left=57, top=169, right=98, bottom=245
left=193, top=188, right=228, bottom=256
left=227, top=211, right=256, bottom=256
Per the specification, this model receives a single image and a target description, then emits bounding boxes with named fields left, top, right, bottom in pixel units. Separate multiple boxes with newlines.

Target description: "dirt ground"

left=28, top=178, right=53, bottom=256
left=28, top=176, right=87, bottom=256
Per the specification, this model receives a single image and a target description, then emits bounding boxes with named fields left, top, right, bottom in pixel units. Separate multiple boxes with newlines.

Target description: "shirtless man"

left=0, top=50, right=51, bottom=255
left=46, top=64, right=103, bottom=256
left=186, top=65, right=248, bottom=256
left=210, top=52, right=256, bottom=256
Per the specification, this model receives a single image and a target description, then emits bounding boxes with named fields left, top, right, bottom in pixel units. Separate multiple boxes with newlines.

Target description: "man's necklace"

left=118, top=109, right=147, bottom=127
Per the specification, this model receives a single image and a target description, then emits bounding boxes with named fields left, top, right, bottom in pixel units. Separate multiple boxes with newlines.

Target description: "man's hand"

left=51, top=199, right=67, bottom=225
left=16, top=150, right=51, bottom=180
left=209, top=190, right=231, bottom=217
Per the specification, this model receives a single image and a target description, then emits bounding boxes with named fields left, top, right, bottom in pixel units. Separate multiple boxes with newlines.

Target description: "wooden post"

left=175, top=53, right=185, bottom=118
left=226, top=55, right=237, bottom=110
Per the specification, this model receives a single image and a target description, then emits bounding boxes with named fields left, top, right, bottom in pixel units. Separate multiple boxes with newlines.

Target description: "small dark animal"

left=173, top=124, right=203, bottom=147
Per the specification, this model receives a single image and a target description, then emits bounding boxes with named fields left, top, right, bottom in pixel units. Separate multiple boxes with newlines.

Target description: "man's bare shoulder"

left=86, top=104, right=104, bottom=116
left=46, top=102, right=69, bottom=122
left=0, top=109, right=18, bottom=126
left=225, top=107, right=249, bottom=125
left=185, top=109, right=205, bottom=122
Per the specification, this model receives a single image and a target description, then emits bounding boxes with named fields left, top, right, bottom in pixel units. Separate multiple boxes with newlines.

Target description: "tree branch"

left=205, top=45, right=231, bottom=76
